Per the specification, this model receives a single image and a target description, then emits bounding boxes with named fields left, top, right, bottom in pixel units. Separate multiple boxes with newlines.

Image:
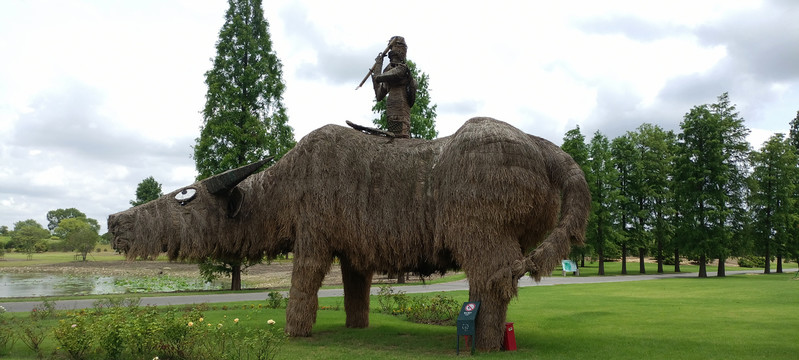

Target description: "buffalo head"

left=108, top=158, right=271, bottom=261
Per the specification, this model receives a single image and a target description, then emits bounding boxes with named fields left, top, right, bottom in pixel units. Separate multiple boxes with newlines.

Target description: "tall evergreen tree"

left=632, top=124, right=677, bottom=273
left=787, top=110, right=799, bottom=152
left=194, top=0, right=295, bottom=179
left=562, top=125, right=590, bottom=173
left=710, top=92, right=751, bottom=276
left=561, top=125, right=590, bottom=266
left=748, top=134, right=799, bottom=273
left=586, top=131, right=620, bottom=275
left=674, top=93, right=750, bottom=277
left=130, top=176, right=163, bottom=207
left=372, top=60, right=438, bottom=139
left=193, top=0, right=295, bottom=290
left=611, top=134, right=637, bottom=274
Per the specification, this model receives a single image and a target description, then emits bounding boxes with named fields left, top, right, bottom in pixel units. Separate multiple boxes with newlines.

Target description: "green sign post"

left=456, top=301, right=480, bottom=355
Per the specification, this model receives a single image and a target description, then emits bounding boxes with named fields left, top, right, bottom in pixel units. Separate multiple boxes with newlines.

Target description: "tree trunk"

left=580, top=251, right=585, bottom=268
left=598, top=246, right=605, bottom=276
left=638, top=248, right=646, bottom=274
left=776, top=254, right=783, bottom=273
left=698, top=254, right=707, bottom=278
left=656, top=240, right=664, bottom=274
left=621, top=243, right=627, bottom=275
left=231, top=264, right=242, bottom=290
left=396, top=272, right=406, bottom=284
left=674, top=248, right=681, bottom=272
left=717, top=257, right=726, bottom=277
left=764, top=242, right=771, bottom=274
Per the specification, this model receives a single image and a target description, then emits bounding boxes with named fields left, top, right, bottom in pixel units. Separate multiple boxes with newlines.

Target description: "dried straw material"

left=108, top=117, right=590, bottom=351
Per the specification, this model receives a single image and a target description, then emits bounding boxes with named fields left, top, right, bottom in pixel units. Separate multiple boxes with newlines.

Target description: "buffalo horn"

left=204, top=157, right=273, bottom=194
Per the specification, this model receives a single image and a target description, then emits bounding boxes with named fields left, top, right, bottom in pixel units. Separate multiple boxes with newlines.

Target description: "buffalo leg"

left=460, top=237, right=521, bottom=351
left=285, top=253, right=329, bottom=337
left=340, top=256, right=373, bottom=328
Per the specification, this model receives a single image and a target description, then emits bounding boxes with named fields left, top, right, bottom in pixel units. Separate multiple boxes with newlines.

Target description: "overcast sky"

left=1, top=0, right=798, bottom=233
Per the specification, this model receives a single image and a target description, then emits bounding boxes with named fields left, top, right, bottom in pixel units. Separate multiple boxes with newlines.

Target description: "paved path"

left=1, top=269, right=794, bottom=313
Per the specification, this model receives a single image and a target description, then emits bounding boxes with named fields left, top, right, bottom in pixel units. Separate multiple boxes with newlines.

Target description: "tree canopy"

left=130, top=176, right=164, bottom=207
left=193, top=0, right=295, bottom=180
left=46, top=208, right=99, bottom=233
left=11, top=219, right=49, bottom=258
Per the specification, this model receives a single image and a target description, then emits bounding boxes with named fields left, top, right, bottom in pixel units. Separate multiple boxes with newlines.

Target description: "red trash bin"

left=503, top=322, right=517, bottom=351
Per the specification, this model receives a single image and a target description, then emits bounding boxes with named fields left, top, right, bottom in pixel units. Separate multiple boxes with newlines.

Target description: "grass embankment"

left=2, top=272, right=796, bottom=359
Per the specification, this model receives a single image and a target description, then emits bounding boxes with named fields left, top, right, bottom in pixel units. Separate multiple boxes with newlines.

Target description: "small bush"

left=0, top=307, right=18, bottom=356
left=737, top=255, right=766, bottom=268
left=54, top=316, right=92, bottom=360
left=265, top=291, right=287, bottom=309
left=18, top=320, right=49, bottom=357
left=376, top=285, right=459, bottom=325
left=34, top=239, right=48, bottom=253
left=31, top=298, right=57, bottom=320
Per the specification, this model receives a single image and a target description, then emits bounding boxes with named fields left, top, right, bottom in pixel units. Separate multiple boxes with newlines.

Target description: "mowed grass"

left=283, top=273, right=798, bottom=359
left=1, top=273, right=796, bottom=359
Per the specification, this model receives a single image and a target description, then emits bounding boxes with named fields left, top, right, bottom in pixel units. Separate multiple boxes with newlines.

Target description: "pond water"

left=0, top=273, right=227, bottom=298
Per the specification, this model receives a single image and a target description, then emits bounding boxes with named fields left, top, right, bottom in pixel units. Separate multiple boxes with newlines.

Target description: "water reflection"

left=0, top=273, right=226, bottom=298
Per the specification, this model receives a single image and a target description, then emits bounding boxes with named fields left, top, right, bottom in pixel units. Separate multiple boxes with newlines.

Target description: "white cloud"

left=0, top=0, right=797, bottom=232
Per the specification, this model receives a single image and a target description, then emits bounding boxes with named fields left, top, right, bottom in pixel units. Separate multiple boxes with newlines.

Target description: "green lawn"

left=2, top=272, right=796, bottom=359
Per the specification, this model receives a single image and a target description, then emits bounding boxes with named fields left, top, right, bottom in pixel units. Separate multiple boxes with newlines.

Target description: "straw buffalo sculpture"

left=108, top=117, right=590, bottom=351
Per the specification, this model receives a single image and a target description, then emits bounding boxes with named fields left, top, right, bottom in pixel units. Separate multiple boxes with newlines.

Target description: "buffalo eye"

left=175, top=188, right=197, bottom=205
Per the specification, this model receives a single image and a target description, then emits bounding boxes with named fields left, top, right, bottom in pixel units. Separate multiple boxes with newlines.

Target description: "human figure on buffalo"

left=372, top=36, right=416, bottom=138
left=108, top=118, right=589, bottom=351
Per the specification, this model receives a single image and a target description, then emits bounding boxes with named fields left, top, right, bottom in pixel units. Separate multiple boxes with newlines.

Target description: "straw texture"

left=108, top=117, right=589, bottom=351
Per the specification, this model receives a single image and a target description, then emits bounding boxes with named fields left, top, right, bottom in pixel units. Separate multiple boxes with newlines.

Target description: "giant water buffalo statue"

left=108, top=117, right=590, bottom=351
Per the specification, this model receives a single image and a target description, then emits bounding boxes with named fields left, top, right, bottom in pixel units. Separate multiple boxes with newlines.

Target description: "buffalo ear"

left=227, top=187, right=245, bottom=218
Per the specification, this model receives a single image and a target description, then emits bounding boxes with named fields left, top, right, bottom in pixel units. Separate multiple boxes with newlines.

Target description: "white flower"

left=0, top=305, right=6, bottom=313
left=267, top=319, right=276, bottom=325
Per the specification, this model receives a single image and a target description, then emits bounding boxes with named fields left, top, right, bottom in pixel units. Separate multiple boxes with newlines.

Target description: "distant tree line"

left=1, top=208, right=103, bottom=261
left=563, top=92, right=799, bottom=277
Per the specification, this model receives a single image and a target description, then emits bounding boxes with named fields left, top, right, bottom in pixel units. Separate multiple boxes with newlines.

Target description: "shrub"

left=737, top=255, right=766, bottom=268
left=94, top=308, right=127, bottom=360
left=400, top=294, right=460, bottom=325
left=47, top=239, right=72, bottom=252
left=376, top=285, right=459, bottom=325
left=662, top=256, right=678, bottom=265
left=265, top=291, right=287, bottom=309
left=376, top=284, right=409, bottom=315
left=34, top=239, right=48, bottom=253
left=122, top=306, right=162, bottom=357
left=18, top=320, right=49, bottom=358
left=54, top=316, right=92, bottom=360
left=195, top=316, right=286, bottom=360
left=30, top=298, right=57, bottom=320
left=0, top=307, right=18, bottom=356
